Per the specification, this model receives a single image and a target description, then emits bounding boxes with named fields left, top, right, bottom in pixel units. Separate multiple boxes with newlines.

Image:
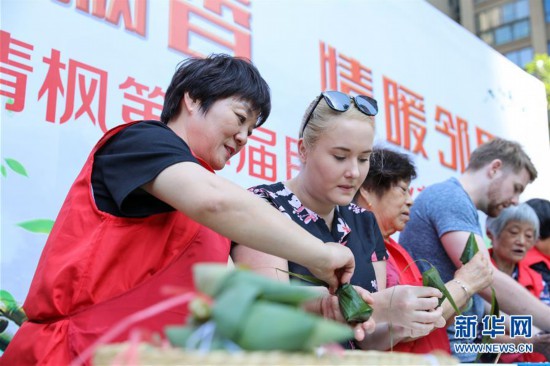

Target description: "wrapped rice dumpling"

left=335, top=283, right=373, bottom=323
left=166, top=264, right=354, bottom=352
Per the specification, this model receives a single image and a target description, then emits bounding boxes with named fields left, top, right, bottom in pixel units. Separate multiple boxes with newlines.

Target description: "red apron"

left=489, top=248, right=544, bottom=299
left=1, top=121, right=230, bottom=365
left=385, top=238, right=451, bottom=354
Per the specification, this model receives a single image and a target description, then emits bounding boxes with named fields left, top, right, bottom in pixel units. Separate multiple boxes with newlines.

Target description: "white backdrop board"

left=1, top=0, right=549, bottom=340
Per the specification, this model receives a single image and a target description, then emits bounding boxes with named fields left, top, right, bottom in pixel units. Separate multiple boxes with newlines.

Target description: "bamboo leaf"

left=4, top=158, right=28, bottom=177
left=460, top=232, right=479, bottom=265
left=1, top=165, right=6, bottom=177
left=304, top=315, right=355, bottom=350
left=276, top=268, right=328, bottom=286
left=212, top=282, right=260, bottom=341
left=17, top=219, right=54, bottom=234
left=283, top=268, right=373, bottom=322
left=223, top=270, right=320, bottom=305
left=490, top=287, right=500, bottom=317
left=193, top=264, right=232, bottom=296
left=476, top=287, right=500, bottom=361
left=422, top=266, right=461, bottom=315
left=238, top=301, right=317, bottom=350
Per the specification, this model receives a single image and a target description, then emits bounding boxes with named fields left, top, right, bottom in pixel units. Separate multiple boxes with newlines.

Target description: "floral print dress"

left=249, top=182, right=387, bottom=293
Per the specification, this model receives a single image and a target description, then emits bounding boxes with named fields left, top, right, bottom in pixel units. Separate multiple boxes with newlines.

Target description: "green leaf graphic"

left=0, top=290, right=16, bottom=309
left=4, top=159, right=28, bottom=177
left=17, top=219, right=54, bottom=234
left=0, top=165, right=6, bottom=177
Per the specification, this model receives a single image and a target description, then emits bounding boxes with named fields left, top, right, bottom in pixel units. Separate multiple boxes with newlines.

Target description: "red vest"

left=385, top=238, right=451, bottom=355
left=488, top=248, right=544, bottom=299
left=522, top=246, right=550, bottom=285
left=1, top=122, right=230, bottom=365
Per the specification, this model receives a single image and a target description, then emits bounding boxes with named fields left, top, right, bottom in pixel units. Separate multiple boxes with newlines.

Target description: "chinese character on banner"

left=510, top=315, right=533, bottom=338
left=0, top=30, right=34, bottom=112
left=434, top=106, right=471, bottom=172
left=169, top=0, right=251, bottom=58
left=481, top=315, right=506, bottom=339
left=119, top=77, right=165, bottom=123
left=475, top=126, right=495, bottom=147
left=319, top=41, right=374, bottom=97
left=285, top=136, right=300, bottom=179
left=227, top=127, right=277, bottom=182
left=383, top=76, right=428, bottom=159
left=38, top=49, right=108, bottom=132
left=454, top=315, right=478, bottom=340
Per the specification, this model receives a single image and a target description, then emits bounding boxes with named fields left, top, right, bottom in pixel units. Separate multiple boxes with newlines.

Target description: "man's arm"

left=441, top=231, right=550, bottom=331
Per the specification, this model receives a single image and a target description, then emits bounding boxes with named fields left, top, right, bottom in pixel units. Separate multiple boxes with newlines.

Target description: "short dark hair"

left=359, top=147, right=417, bottom=198
left=466, top=138, right=537, bottom=182
left=160, top=54, right=271, bottom=127
left=526, top=198, right=550, bottom=240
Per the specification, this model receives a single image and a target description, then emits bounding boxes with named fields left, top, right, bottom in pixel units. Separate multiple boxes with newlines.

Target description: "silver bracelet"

left=453, top=279, right=471, bottom=298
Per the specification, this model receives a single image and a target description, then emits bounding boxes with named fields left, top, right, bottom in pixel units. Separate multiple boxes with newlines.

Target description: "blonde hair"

left=299, top=96, right=375, bottom=149
left=467, top=138, right=537, bottom=182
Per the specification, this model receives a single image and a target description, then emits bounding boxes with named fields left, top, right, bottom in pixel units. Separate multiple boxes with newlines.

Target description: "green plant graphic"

left=2, top=157, right=55, bottom=234
left=1, top=158, right=28, bottom=178
left=16, top=219, right=55, bottom=234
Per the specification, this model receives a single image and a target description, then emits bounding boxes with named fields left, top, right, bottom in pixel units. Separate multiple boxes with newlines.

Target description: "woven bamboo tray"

left=94, top=343, right=459, bottom=365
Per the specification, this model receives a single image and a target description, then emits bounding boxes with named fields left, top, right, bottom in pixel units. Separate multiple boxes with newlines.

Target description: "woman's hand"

left=307, top=242, right=355, bottom=293
left=454, top=251, right=493, bottom=294
left=303, top=286, right=376, bottom=341
left=372, top=285, right=446, bottom=336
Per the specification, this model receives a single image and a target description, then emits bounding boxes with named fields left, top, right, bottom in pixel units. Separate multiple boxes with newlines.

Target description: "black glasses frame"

left=300, top=91, right=378, bottom=137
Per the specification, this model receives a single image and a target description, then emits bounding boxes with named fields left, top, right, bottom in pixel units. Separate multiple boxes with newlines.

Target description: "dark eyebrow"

left=332, top=147, right=372, bottom=154
left=236, top=100, right=254, bottom=117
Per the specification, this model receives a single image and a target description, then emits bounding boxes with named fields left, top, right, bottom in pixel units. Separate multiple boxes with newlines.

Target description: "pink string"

left=111, top=329, right=141, bottom=366
left=70, top=292, right=197, bottom=366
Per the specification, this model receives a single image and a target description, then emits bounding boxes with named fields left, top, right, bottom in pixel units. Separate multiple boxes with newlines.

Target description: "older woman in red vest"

left=486, top=202, right=547, bottom=362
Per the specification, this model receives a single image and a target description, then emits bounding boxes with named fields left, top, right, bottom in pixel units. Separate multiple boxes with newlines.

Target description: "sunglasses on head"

left=300, top=91, right=378, bottom=137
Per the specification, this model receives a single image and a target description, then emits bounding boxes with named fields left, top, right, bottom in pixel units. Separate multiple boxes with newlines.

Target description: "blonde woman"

left=232, top=91, right=446, bottom=349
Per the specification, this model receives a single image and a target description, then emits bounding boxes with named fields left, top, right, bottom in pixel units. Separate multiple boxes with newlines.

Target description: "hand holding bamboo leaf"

left=274, top=268, right=376, bottom=340
left=371, top=285, right=445, bottom=335
left=453, top=251, right=493, bottom=296
left=301, top=285, right=376, bottom=340
left=306, top=242, right=356, bottom=293
left=422, top=266, right=461, bottom=315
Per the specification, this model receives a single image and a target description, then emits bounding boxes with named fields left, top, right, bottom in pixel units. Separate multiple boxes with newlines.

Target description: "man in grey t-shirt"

left=400, top=138, right=550, bottom=362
